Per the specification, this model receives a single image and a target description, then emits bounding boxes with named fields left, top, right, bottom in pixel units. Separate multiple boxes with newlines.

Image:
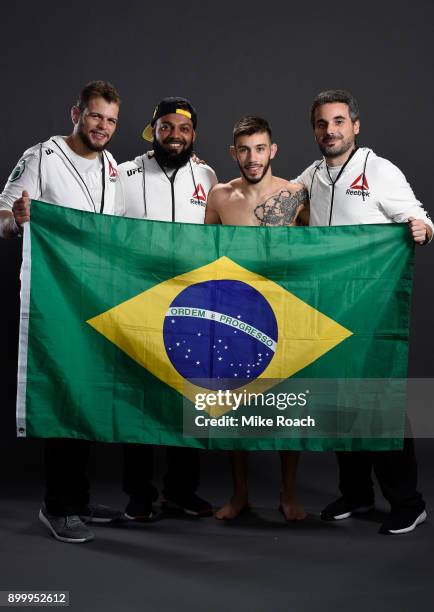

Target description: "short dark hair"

left=310, top=89, right=359, bottom=127
left=233, top=116, right=272, bottom=144
left=76, top=80, right=121, bottom=111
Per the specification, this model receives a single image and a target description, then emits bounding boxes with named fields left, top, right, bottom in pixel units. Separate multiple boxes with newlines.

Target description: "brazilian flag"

left=16, top=201, right=413, bottom=451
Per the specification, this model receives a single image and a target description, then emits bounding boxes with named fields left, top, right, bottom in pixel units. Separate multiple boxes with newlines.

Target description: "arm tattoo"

left=254, top=189, right=308, bottom=226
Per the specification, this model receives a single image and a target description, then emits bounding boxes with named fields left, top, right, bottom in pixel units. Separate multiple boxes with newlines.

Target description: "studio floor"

left=1, top=439, right=433, bottom=612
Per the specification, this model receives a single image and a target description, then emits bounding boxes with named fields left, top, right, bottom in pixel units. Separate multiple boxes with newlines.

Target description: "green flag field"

left=16, top=201, right=414, bottom=451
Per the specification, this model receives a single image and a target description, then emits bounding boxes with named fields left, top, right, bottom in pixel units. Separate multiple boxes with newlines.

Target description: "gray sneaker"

left=39, top=506, right=94, bottom=543
left=79, top=504, right=122, bottom=524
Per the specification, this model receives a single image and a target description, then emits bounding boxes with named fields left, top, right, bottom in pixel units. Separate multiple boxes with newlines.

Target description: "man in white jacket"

left=0, top=83, right=119, bottom=235
left=0, top=81, right=122, bottom=543
left=117, top=97, right=217, bottom=520
left=293, top=89, right=432, bottom=535
left=294, top=90, right=432, bottom=239
left=116, top=97, right=217, bottom=222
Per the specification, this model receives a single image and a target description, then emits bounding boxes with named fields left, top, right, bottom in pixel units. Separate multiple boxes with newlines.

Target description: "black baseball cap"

left=142, top=97, right=197, bottom=141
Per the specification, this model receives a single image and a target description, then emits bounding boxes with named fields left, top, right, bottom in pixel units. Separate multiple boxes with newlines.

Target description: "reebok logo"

left=108, top=162, right=118, bottom=181
left=349, top=174, right=369, bottom=190
left=346, top=173, right=370, bottom=197
left=191, top=184, right=207, bottom=206
left=192, top=184, right=206, bottom=201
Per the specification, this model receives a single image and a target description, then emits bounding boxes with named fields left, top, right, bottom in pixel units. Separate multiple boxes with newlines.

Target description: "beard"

left=238, top=158, right=271, bottom=184
left=153, top=138, right=194, bottom=169
left=77, top=125, right=111, bottom=153
left=318, top=135, right=355, bottom=159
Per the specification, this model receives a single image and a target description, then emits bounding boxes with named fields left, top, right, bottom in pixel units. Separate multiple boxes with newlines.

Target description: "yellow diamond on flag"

left=87, top=256, right=352, bottom=416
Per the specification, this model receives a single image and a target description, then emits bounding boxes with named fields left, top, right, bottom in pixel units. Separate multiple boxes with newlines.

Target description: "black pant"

left=44, top=439, right=200, bottom=515
left=44, top=438, right=91, bottom=516
left=337, top=438, right=425, bottom=511
left=122, top=443, right=200, bottom=505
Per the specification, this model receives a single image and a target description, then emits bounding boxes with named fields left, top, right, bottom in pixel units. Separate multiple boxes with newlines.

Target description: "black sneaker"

left=124, top=499, right=156, bottom=522
left=39, top=506, right=94, bottom=543
left=161, top=493, right=213, bottom=517
left=321, top=496, right=374, bottom=521
left=379, top=509, right=427, bottom=535
left=79, top=504, right=123, bottom=523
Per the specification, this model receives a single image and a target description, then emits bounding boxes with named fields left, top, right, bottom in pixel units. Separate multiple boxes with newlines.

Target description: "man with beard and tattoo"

left=293, top=89, right=432, bottom=535
left=116, top=97, right=217, bottom=520
left=204, top=116, right=309, bottom=521
left=0, top=81, right=123, bottom=543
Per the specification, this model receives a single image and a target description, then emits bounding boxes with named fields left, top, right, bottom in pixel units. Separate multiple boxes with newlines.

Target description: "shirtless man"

left=205, top=116, right=308, bottom=521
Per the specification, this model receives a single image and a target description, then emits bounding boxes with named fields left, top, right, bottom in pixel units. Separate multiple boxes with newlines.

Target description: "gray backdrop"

left=1, top=4, right=433, bottom=610
left=0, top=0, right=432, bottom=437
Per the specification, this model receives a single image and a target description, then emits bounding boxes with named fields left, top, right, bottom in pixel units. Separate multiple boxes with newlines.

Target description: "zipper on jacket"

left=155, top=159, right=179, bottom=222
left=326, top=147, right=358, bottom=225
left=50, top=137, right=103, bottom=213
left=170, top=176, right=176, bottom=222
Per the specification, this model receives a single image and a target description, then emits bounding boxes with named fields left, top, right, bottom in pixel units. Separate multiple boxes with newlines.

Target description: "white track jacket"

left=294, top=147, right=433, bottom=232
left=115, top=153, right=217, bottom=222
left=0, top=136, right=118, bottom=214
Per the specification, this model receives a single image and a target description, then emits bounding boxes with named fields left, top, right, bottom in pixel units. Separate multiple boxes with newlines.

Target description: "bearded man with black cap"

left=116, top=97, right=217, bottom=221
left=117, top=97, right=217, bottom=521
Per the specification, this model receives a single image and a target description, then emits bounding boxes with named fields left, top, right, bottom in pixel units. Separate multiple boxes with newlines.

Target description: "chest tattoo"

left=254, top=189, right=308, bottom=226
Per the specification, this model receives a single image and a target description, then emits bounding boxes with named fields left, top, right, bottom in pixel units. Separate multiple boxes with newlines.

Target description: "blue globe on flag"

left=163, top=280, right=278, bottom=390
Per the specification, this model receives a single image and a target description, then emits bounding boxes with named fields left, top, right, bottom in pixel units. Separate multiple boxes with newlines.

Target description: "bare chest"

left=219, top=189, right=304, bottom=226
